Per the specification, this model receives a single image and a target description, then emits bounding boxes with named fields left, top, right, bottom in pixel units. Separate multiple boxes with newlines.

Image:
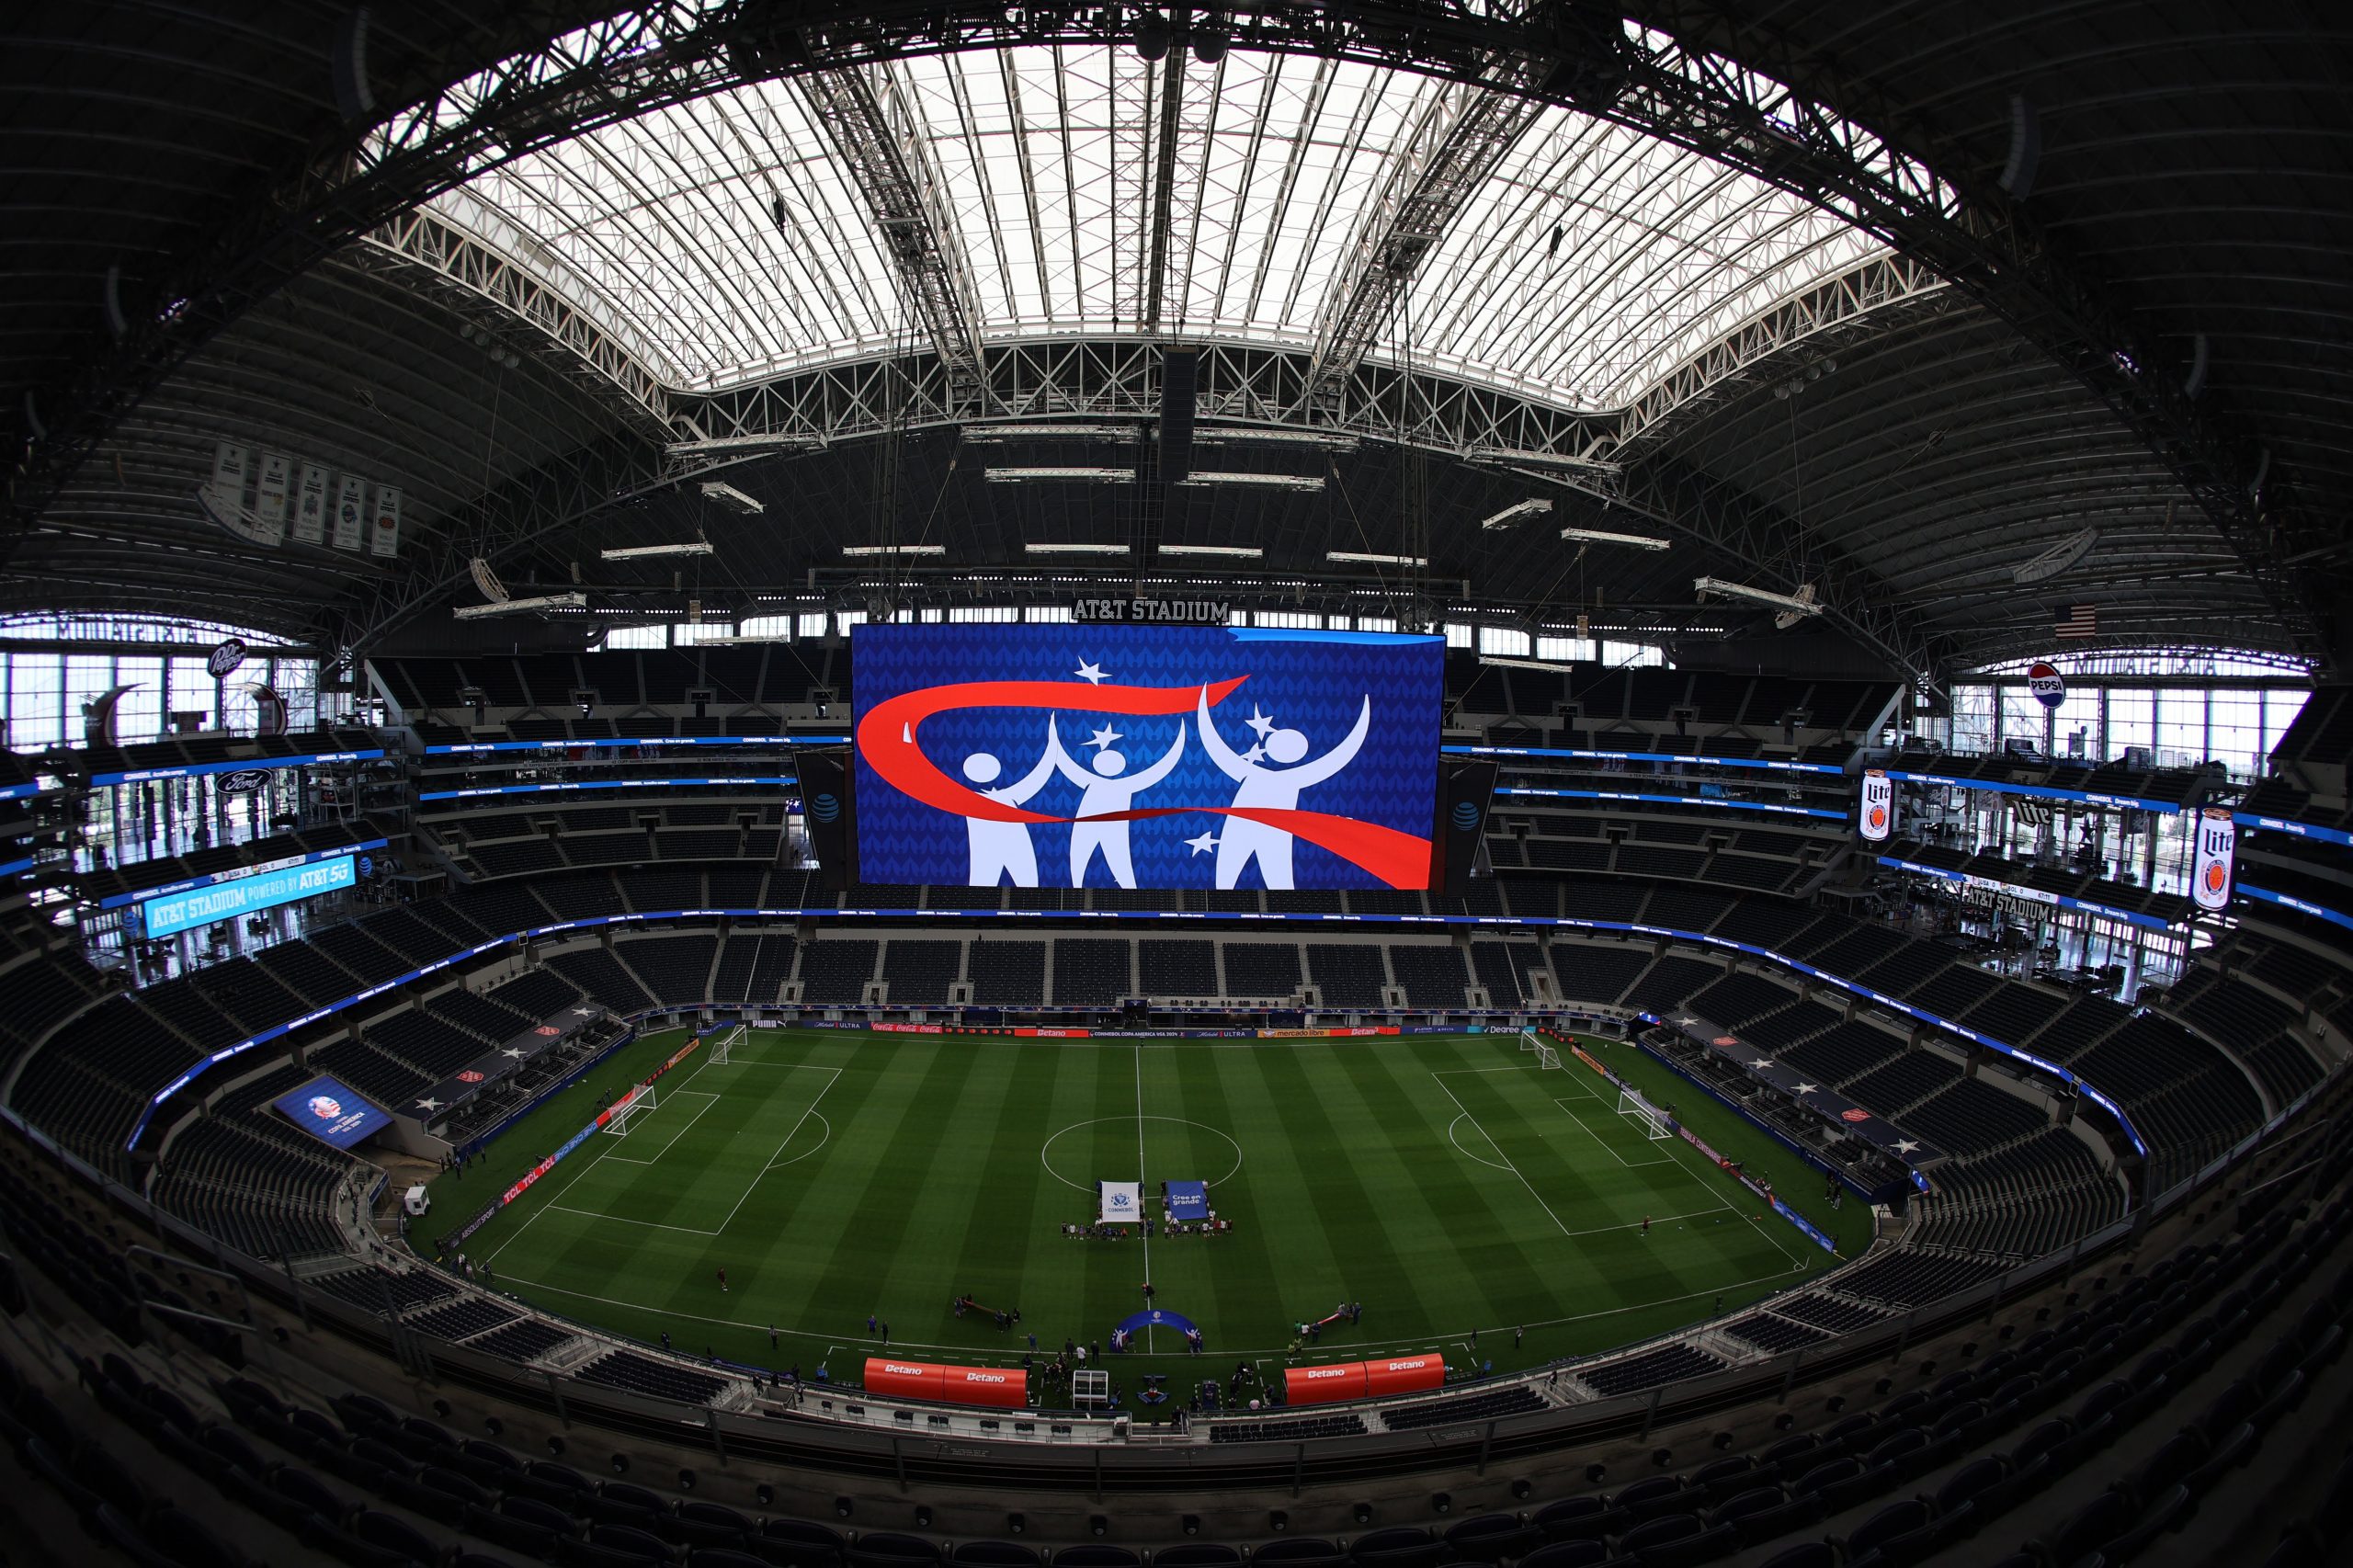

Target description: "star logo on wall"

left=1074, top=660, right=1108, bottom=685
left=1086, top=723, right=1122, bottom=750
left=1793, top=1082, right=1819, bottom=1096
left=1185, top=832, right=1218, bottom=856
left=1244, top=704, right=1277, bottom=739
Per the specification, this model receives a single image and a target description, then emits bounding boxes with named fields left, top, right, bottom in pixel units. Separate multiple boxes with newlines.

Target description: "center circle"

left=1039, top=1116, right=1244, bottom=1194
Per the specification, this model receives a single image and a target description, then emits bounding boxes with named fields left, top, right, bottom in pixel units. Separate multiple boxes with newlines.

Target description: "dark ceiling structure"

left=3, top=1, right=2344, bottom=681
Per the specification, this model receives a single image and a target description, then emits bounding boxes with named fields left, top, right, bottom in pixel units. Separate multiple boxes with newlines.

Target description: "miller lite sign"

left=1859, top=768, right=1894, bottom=843
left=2028, top=661, right=2066, bottom=710
left=2190, top=806, right=2236, bottom=914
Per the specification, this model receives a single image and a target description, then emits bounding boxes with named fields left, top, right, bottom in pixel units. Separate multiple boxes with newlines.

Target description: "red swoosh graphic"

left=856, top=676, right=1434, bottom=889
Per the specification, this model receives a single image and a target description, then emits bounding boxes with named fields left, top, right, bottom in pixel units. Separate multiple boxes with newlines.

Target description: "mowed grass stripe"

left=1314, top=1040, right=1547, bottom=1343
left=1343, top=1040, right=1576, bottom=1336
left=450, top=1030, right=1859, bottom=1388
left=1243, top=1042, right=1447, bottom=1341
left=1158, top=1042, right=1291, bottom=1356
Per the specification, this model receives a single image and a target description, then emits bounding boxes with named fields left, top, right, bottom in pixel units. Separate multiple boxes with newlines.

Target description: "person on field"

left=716, top=1267, right=728, bottom=1293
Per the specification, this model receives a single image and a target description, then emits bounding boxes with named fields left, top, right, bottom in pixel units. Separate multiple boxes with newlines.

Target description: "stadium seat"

left=1053, top=1550, right=1143, bottom=1568
left=1443, top=1514, right=1541, bottom=1563
left=349, top=1508, right=443, bottom=1567
left=950, top=1545, right=1040, bottom=1568
left=1252, top=1542, right=1343, bottom=1564
left=1750, top=1545, right=1833, bottom=1568
left=1514, top=1543, right=1616, bottom=1568
left=1631, top=1522, right=1736, bottom=1567
left=1152, top=1550, right=1240, bottom=1568
left=463, top=1503, right=558, bottom=1558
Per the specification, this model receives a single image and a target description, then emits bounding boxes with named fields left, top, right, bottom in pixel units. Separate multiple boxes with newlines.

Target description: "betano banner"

left=1285, top=1354, right=1445, bottom=1407
left=864, top=1358, right=1029, bottom=1408
left=1098, top=1180, right=1143, bottom=1224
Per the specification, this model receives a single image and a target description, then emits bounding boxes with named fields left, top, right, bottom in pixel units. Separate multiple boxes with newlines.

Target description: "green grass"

left=432, top=1027, right=1872, bottom=1407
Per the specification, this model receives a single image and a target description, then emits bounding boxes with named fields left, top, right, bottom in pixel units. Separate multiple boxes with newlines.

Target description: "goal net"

left=606, top=1084, right=656, bottom=1136
left=709, top=1024, right=745, bottom=1065
left=1520, top=1028, right=1561, bottom=1072
left=1617, top=1085, right=1671, bottom=1141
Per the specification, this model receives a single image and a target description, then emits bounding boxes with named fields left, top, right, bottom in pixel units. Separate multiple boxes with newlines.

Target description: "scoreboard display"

left=851, top=625, right=1444, bottom=892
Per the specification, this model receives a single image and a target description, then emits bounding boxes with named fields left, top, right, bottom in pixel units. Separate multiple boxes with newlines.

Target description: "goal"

left=1519, top=1028, right=1561, bottom=1072
left=606, top=1084, right=657, bottom=1136
left=708, top=1024, right=745, bottom=1065
left=1617, top=1085, right=1672, bottom=1141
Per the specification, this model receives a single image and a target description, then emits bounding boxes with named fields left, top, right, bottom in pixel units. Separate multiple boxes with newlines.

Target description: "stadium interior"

left=3, top=5, right=2351, bottom=1568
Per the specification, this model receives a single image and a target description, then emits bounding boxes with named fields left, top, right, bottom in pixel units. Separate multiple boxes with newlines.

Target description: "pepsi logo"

left=1449, top=801, right=1483, bottom=831
left=809, top=792, right=841, bottom=824
left=308, top=1096, right=343, bottom=1119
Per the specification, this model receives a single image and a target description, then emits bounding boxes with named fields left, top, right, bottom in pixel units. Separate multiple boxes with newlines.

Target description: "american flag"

left=2054, top=604, right=2099, bottom=639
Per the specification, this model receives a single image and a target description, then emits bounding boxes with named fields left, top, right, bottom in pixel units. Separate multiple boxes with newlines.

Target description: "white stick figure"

left=961, top=732, right=1066, bottom=888
left=1051, top=716, right=1184, bottom=889
left=1197, top=686, right=1370, bottom=890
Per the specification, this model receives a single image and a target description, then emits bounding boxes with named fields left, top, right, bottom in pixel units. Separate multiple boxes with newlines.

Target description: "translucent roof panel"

left=421, top=44, right=1886, bottom=410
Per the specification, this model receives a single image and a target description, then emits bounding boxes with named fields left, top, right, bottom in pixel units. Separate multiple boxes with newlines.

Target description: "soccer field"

left=443, top=1027, right=1870, bottom=1403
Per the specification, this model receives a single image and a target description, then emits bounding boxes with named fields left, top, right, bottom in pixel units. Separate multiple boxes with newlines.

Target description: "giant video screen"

left=852, top=625, right=1444, bottom=891
left=135, top=852, right=357, bottom=938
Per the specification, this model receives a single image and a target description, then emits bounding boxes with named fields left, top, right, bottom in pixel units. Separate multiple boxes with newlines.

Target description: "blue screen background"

left=851, top=626, right=1443, bottom=890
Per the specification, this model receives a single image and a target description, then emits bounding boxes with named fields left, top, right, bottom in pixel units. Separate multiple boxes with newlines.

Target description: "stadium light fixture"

left=1179, top=472, right=1326, bottom=493
left=1468, top=447, right=1622, bottom=474
left=1693, top=576, right=1824, bottom=616
left=959, top=424, right=1134, bottom=443
left=599, top=540, right=716, bottom=561
left=1193, top=427, right=1359, bottom=451
left=452, top=591, right=587, bottom=620
left=983, top=467, right=1137, bottom=483
left=842, top=543, right=946, bottom=556
left=664, top=433, right=816, bottom=458
left=1026, top=542, right=1129, bottom=555
left=1562, top=526, right=1672, bottom=551
left=1479, top=499, right=1552, bottom=529
left=699, top=481, right=764, bottom=515
left=1328, top=551, right=1427, bottom=567
left=1160, top=543, right=1264, bottom=558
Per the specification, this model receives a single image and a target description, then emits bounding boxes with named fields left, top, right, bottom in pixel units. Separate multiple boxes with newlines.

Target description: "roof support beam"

left=2, top=0, right=2315, bottom=661
left=795, top=62, right=990, bottom=381
left=1304, top=62, right=1549, bottom=400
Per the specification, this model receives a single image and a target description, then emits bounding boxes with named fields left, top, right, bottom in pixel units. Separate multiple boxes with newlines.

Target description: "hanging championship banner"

left=254, top=453, right=292, bottom=532
left=2191, top=806, right=2236, bottom=913
left=199, top=440, right=280, bottom=546
left=332, top=475, right=368, bottom=551
left=1859, top=768, right=1894, bottom=843
left=369, top=484, right=401, bottom=558
left=293, top=462, right=330, bottom=545
left=211, top=441, right=250, bottom=495
left=2028, top=661, right=2065, bottom=710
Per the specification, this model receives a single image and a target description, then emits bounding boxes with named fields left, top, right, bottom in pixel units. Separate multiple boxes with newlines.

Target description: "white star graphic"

left=1244, top=704, right=1277, bottom=739
left=1185, top=832, right=1219, bottom=856
left=1751, top=1059, right=1775, bottom=1070
left=1893, top=1139, right=1920, bottom=1154
left=501, top=1048, right=527, bottom=1059
left=1086, top=722, right=1122, bottom=751
left=570, top=1006, right=595, bottom=1017
left=1074, top=660, right=1108, bottom=685
left=1792, top=1082, right=1819, bottom=1096
left=414, top=1097, right=444, bottom=1112
left=1241, top=743, right=1267, bottom=765
left=1674, top=1016, right=1699, bottom=1028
